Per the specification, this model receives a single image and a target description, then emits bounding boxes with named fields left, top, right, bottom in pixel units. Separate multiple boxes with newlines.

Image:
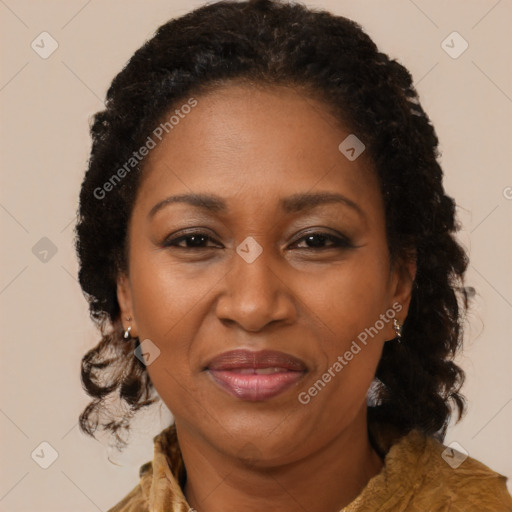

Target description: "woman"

left=74, top=0, right=512, bottom=510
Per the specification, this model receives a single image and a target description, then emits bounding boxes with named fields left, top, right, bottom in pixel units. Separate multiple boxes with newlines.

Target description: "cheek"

left=127, top=251, right=229, bottom=404
left=301, top=248, right=391, bottom=341
left=127, top=261, right=203, bottom=387
left=129, top=251, right=222, bottom=341
left=128, top=267, right=202, bottom=416
left=295, top=275, right=386, bottom=429
left=295, top=247, right=390, bottom=396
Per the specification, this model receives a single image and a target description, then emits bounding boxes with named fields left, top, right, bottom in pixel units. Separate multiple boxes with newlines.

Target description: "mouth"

left=205, top=349, right=307, bottom=401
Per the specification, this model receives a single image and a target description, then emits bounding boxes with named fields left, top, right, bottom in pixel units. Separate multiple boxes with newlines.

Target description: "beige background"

left=1, top=0, right=511, bottom=510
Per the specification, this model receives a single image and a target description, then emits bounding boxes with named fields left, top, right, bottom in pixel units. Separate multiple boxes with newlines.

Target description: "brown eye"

left=293, top=232, right=353, bottom=250
left=163, top=232, right=222, bottom=249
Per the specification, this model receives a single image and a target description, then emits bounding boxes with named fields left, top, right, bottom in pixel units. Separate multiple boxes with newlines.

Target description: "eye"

left=162, top=230, right=354, bottom=251
left=292, top=232, right=353, bottom=250
left=162, top=231, right=222, bottom=249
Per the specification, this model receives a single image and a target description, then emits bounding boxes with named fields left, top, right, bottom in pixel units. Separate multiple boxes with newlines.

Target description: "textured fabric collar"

left=138, top=424, right=188, bottom=512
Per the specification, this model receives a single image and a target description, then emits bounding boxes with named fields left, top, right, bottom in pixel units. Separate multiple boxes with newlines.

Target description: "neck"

left=178, top=409, right=384, bottom=512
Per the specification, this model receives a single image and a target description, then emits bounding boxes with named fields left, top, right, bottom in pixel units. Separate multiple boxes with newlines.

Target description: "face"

left=117, top=83, right=415, bottom=465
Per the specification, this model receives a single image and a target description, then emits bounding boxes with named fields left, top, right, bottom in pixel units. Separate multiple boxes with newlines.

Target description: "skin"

left=117, top=82, right=416, bottom=512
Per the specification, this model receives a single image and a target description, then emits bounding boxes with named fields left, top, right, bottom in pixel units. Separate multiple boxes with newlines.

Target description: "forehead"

left=134, top=83, right=382, bottom=218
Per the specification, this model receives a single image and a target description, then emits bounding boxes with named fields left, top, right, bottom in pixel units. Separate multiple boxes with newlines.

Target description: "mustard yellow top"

left=107, top=421, right=512, bottom=512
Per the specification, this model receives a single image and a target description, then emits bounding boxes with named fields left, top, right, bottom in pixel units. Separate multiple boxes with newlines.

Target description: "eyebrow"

left=147, top=191, right=364, bottom=219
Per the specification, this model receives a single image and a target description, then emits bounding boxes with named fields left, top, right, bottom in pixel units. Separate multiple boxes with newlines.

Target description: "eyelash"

left=162, top=231, right=354, bottom=251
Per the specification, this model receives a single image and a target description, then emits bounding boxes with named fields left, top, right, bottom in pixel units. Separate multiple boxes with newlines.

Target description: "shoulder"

left=394, top=429, right=512, bottom=511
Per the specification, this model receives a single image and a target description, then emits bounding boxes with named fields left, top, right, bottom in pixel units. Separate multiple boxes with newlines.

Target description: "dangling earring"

left=393, top=318, right=402, bottom=342
left=123, top=317, right=132, bottom=340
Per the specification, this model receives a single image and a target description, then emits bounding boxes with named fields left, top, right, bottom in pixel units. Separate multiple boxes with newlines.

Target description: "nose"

left=215, top=243, right=297, bottom=332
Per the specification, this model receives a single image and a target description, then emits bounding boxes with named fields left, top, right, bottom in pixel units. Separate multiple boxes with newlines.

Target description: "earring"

left=123, top=317, right=133, bottom=341
left=393, top=319, right=402, bottom=342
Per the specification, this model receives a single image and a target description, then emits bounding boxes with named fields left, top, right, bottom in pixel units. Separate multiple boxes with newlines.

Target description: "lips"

left=206, top=349, right=307, bottom=372
left=205, top=349, right=307, bottom=401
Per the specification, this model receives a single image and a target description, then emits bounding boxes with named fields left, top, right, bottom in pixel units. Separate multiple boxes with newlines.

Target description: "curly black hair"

left=74, top=0, right=470, bottom=450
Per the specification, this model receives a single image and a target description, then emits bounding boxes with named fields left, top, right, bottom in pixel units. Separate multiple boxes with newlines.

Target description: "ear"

left=117, top=272, right=139, bottom=338
left=388, top=252, right=417, bottom=332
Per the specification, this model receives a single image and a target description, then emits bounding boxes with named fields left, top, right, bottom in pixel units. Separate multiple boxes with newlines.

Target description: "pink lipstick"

left=205, top=349, right=307, bottom=401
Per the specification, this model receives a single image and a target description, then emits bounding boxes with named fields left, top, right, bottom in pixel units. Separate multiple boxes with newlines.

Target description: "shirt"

left=106, top=420, right=512, bottom=512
